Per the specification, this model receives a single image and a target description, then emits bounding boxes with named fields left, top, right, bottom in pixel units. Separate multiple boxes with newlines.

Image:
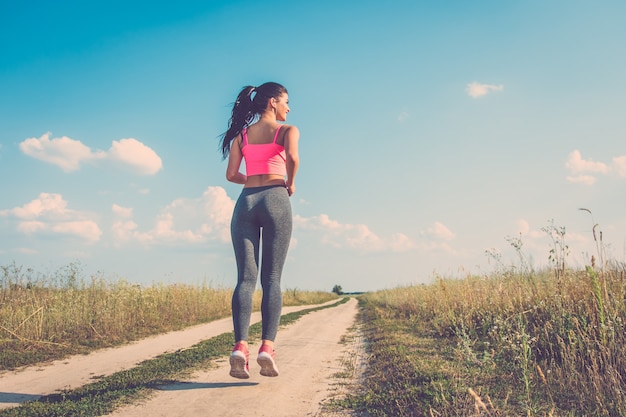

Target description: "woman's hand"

left=286, top=184, right=296, bottom=196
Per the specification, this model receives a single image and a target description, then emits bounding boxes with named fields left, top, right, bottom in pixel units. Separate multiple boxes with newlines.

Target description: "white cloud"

left=466, top=82, right=504, bottom=98
left=422, top=221, right=455, bottom=241
left=19, top=133, right=106, bottom=172
left=412, top=221, right=458, bottom=255
left=388, top=233, right=417, bottom=252
left=294, top=214, right=415, bottom=252
left=17, top=221, right=47, bottom=234
left=52, top=221, right=102, bottom=241
left=19, top=133, right=162, bottom=175
left=152, top=212, right=205, bottom=243
left=612, top=156, right=626, bottom=177
left=112, top=204, right=133, bottom=218
left=1, top=193, right=102, bottom=243
left=201, top=186, right=235, bottom=243
left=563, top=150, right=626, bottom=185
left=111, top=219, right=145, bottom=244
left=108, top=138, right=163, bottom=175
left=112, top=186, right=235, bottom=246
left=3, top=192, right=68, bottom=219
left=515, top=219, right=544, bottom=239
left=565, top=150, right=608, bottom=174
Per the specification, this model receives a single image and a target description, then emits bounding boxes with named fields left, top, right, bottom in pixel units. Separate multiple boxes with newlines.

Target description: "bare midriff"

left=244, top=174, right=286, bottom=188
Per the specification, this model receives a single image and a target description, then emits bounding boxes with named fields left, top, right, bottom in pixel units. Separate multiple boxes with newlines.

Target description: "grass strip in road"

left=0, top=297, right=349, bottom=417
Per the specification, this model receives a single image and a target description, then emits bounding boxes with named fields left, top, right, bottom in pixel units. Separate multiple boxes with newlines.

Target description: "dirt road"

left=0, top=298, right=362, bottom=416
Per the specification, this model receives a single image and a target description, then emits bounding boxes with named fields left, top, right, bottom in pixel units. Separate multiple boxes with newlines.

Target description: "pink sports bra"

left=241, top=126, right=287, bottom=176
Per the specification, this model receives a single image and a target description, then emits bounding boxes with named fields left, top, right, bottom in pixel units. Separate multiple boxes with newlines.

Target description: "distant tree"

left=332, top=285, right=343, bottom=295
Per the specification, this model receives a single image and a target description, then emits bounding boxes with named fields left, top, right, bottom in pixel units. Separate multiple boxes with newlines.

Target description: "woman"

left=219, top=82, right=300, bottom=379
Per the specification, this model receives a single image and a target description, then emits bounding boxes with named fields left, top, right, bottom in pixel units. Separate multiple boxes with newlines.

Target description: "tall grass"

left=0, top=262, right=336, bottom=370
left=366, top=266, right=625, bottom=415
left=349, top=229, right=626, bottom=415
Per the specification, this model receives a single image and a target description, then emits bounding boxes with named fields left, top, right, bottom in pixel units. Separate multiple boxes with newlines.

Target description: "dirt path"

left=0, top=298, right=362, bottom=416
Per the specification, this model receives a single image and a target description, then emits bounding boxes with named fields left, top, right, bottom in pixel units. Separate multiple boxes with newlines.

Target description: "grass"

left=338, top=263, right=626, bottom=416
left=0, top=262, right=337, bottom=370
left=333, top=218, right=626, bottom=416
left=0, top=297, right=350, bottom=417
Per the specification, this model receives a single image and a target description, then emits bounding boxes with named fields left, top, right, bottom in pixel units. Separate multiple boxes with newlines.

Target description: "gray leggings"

left=231, top=185, right=292, bottom=342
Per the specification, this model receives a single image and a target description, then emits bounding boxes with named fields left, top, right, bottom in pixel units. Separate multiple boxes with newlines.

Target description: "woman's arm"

left=226, top=135, right=247, bottom=184
left=284, top=126, right=300, bottom=196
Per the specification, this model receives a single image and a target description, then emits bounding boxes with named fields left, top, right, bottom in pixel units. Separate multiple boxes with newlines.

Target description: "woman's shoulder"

left=276, top=124, right=298, bottom=147
left=280, top=124, right=299, bottom=136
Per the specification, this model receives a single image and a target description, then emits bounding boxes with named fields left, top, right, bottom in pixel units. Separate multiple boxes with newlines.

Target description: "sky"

left=1, top=0, right=625, bottom=292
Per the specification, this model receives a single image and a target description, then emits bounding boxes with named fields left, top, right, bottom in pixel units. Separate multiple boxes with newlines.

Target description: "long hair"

left=219, top=82, right=288, bottom=159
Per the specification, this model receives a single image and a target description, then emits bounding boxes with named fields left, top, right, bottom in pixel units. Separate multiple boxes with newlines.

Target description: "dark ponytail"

left=219, top=82, right=288, bottom=159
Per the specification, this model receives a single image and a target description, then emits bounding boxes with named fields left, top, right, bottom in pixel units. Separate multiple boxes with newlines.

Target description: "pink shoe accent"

left=229, top=342, right=250, bottom=379
left=257, top=344, right=279, bottom=377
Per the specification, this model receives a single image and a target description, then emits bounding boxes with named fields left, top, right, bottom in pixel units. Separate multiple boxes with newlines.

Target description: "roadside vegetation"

left=0, top=297, right=349, bottom=417
left=0, top=262, right=337, bottom=371
left=341, top=221, right=626, bottom=416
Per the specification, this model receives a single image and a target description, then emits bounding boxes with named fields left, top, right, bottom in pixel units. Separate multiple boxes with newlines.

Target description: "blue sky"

left=1, top=0, right=625, bottom=292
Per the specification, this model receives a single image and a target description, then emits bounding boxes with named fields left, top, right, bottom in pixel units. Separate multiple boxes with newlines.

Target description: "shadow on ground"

left=0, top=392, right=41, bottom=403
left=158, top=381, right=259, bottom=390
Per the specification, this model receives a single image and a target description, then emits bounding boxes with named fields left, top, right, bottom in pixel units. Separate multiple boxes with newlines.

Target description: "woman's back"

left=242, top=123, right=286, bottom=178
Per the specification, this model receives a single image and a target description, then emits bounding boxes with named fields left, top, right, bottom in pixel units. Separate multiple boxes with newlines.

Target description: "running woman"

left=218, top=82, right=300, bottom=378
